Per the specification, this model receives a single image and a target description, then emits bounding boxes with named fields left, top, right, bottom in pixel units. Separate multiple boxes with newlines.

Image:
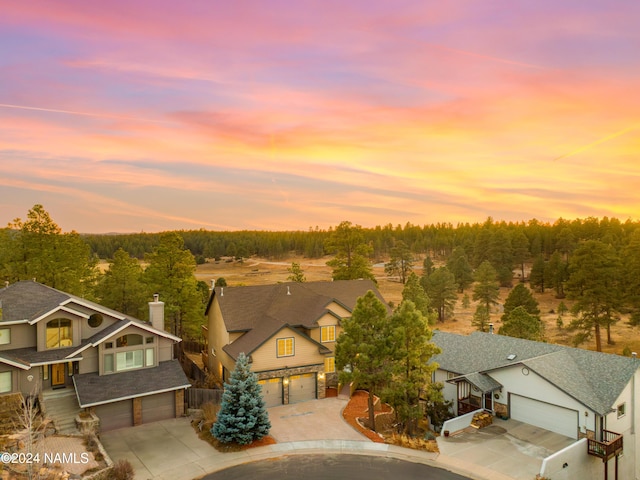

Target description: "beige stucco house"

left=204, top=279, right=387, bottom=407
left=0, top=281, right=190, bottom=431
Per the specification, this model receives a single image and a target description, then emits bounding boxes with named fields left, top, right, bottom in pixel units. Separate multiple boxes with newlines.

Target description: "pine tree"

left=212, top=353, right=271, bottom=445
left=501, top=284, right=540, bottom=323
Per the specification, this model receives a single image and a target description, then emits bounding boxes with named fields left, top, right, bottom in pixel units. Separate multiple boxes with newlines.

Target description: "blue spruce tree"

left=211, top=352, right=271, bottom=445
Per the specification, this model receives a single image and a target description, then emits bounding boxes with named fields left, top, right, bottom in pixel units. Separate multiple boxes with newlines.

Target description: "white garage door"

left=510, top=394, right=578, bottom=439
left=289, top=373, right=316, bottom=404
left=258, top=378, right=283, bottom=407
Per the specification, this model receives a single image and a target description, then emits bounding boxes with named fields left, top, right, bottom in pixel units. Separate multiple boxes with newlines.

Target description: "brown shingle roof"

left=211, top=280, right=388, bottom=359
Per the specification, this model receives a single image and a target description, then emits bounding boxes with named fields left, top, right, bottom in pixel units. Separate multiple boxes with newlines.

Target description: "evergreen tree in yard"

left=335, top=291, right=392, bottom=432
left=212, top=353, right=271, bottom=445
left=424, top=266, right=458, bottom=322
left=499, top=306, right=544, bottom=341
left=401, top=273, right=434, bottom=324
left=501, top=284, right=540, bottom=323
left=472, top=261, right=500, bottom=315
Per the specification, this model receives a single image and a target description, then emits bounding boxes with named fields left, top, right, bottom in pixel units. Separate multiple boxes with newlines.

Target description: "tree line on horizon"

left=2, top=206, right=640, bottom=351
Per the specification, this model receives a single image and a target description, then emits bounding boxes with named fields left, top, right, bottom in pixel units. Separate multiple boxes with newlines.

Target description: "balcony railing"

left=458, top=397, right=481, bottom=415
left=587, top=430, right=623, bottom=461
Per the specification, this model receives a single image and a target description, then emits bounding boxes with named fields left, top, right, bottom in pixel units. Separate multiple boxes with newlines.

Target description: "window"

left=88, top=313, right=103, bottom=328
left=617, top=403, right=626, bottom=419
left=324, top=357, right=335, bottom=373
left=46, top=319, right=72, bottom=348
left=277, top=337, right=294, bottom=357
left=104, top=354, right=114, bottom=373
left=145, top=337, right=155, bottom=344
left=0, top=328, right=10, bottom=345
left=321, top=326, right=336, bottom=343
left=116, top=350, right=144, bottom=371
left=0, top=371, right=11, bottom=393
left=68, top=362, right=74, bottom=377
left=447, top=371, right=457, bottom=380
left=42, top=365, right=49, bottom=381
left=145, top=348, right=154, bottom=367
left=116, top=334, right=143, bottom=348
left=105, top=342, right=113, bottom=349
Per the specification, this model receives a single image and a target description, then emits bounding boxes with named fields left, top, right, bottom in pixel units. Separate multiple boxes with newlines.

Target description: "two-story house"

left=0, top=281, right=190, bottom=431
left=204, top=279, right=387, bottom=407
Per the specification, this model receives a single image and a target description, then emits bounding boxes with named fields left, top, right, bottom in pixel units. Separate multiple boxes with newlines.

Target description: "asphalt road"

left=201, top=454, right=473, bottom=480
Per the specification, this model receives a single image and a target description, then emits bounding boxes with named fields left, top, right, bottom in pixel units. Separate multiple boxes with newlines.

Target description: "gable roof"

left=432, top=331, right=640, bottom=416
left=208, top=279, right=387, bottom=361
left=0, top=280, right=181, bottom=346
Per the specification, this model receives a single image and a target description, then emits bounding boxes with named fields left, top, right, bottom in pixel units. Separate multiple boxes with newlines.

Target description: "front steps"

left=42, top=388, right=81, bottom=435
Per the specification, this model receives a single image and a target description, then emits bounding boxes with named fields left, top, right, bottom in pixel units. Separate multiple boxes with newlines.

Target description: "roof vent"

left=220, top=287, right=224, bottom=297
left=287, top=286, right=291, bottom=296
left=633, top=352, right=637, bottom=358
left=211, top=279, right=215, bottom=290
left=507, top=354, right=517, bottom=361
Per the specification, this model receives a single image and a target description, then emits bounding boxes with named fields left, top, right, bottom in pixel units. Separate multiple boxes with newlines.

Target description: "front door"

left=51, top=363, right=65, bottom=387
left=483, top=391, right=493, bottom=411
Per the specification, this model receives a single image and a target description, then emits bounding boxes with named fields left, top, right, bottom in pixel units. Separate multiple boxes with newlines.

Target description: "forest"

left=2, top=205, right=640, bottom=352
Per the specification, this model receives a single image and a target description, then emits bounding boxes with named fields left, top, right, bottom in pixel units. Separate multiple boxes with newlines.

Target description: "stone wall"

left=256, top=364, right=326, bottom=403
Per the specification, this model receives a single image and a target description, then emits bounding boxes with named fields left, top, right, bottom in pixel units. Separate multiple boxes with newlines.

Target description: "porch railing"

left=458, top=397, right=481, bottom=415
left=587, top=430, right=623, bottom=461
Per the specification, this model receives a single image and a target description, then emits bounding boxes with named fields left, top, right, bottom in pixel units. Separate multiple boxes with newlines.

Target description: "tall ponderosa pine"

left=94, top=248, right=147, bottom=318
left=472, top=261, right=500, bottom=314
left=1, top=204, right=96, bottom=296
left=499, top=306, right=544, bottom=341
left=384, top=240, right=413, bottom=284
left=335, top=290, right=392, bottom=432
left=401, top=273, right=434, bottom=324
left=143, top=232, right=204, bottom=338
left=212, top=353, right=271, bottom=445
left=446, top=247, right=474, bottom=293
left=385, top=301, right=440, bottom=435
left=424, top=266, right=458, bottom=322
left=566, top=240, right=622, bottom=352
left=326, top=221, right=375, bottom=283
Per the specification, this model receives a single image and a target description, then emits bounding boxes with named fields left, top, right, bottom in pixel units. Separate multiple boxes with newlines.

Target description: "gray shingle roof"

left=211, top=280, right=387, bottom=358
left=0, top=281, right=70, bottom=322
left=73, top=360, right=190, bottom=407
left=432, top=331, right=640, bottom=416
left=0, top=345, right=83, bottom=366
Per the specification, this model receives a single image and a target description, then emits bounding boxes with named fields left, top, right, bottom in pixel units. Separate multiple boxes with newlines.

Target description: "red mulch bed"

left=342, top=390, right=393, bottom=443
left=192, top=419, right=277, bottom=452
left=325, top=387, right=338, bottom=397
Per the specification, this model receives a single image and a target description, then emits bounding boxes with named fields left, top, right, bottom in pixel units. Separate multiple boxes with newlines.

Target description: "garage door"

left=510, top=394, right=578, bottom=439
left=258, top=378, right=283, bottom=407
left=142, top=392, right=175, bottom=424
left=95, top=400, right=133, bottom=432
left=289, top=373, right=316, bottom=404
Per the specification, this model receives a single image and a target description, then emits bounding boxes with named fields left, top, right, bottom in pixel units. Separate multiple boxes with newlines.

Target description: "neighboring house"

left=0, top=281, right=190, bottom=432
left=432, top=331, right=640, bottom=479
left=204, top=279, right=388, bottom=407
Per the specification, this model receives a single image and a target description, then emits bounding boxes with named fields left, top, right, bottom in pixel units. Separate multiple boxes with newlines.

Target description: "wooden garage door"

left=510, top=394, right=578, bottom=439
left=142, top=392, right=175, bottom=424
left=289, top=373, right=316, bottom=404
left=95, top=400, right=133, bottom=432
left=258, top=378, right=283, bottom=407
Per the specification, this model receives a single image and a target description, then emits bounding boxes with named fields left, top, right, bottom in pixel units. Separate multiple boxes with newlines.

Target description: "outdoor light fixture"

left=283, top=378, right=289, bottom=385
left=318, top=372, right=325, bottom=379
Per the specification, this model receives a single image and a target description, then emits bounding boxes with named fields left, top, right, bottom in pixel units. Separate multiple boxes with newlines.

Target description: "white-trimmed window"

left=104, top=354, right=114, bottom=373
left=321, top=326, right=336, bottom=343
left=46, top=319, right=72, bottom=349
left=324, top=357, right=335, bottom=373
left=617, top=403, right=626, bottom=419
left=0, top=328, right=10, bottom=345
left=277, top=337, right=294, bottom=357
left=116, top=350, right=144, bottom=371
left=447, top=371, right=457, bottom=380
left=0, top=371, right=11, bottom=393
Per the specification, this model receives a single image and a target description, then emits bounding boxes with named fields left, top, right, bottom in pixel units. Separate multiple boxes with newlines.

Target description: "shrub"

left=112, top=459, right=135, bottom=480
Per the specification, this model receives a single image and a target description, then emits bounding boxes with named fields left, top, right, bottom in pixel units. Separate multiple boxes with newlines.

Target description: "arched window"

left=116, top=334, right=143, bottom=348
left=46, top=319, right=72, bottom=348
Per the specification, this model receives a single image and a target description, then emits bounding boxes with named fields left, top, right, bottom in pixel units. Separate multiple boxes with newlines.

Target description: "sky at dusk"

left=1, top=1, right=639, bottom=233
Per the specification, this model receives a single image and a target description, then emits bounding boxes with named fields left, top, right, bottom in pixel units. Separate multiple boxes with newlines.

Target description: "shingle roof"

left=73, top=360, right=190, bottom=407
left=452, top=372, right=503, bottom=393
left=432, top=331, right=640, bottom=416
left=210, top=280, right=387, bottom=358
left=211, top=279, right=386, bottom=331
left=0, top=281, right=70, bottom=322
left=0, top=345, right=83, bottom=366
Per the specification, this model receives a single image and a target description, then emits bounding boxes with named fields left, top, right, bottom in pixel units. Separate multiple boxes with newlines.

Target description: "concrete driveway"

left=268, top=397, right=365, bottom=442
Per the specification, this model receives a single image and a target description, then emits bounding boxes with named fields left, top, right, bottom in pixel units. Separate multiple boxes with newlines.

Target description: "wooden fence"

left=185, top=388, right=223, bottom=408
left=182, top=340, right=206, bottom=353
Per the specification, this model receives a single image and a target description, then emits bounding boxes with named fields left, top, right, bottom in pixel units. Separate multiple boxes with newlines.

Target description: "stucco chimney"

left=149, top=293, right=165, bottom=332
left=489, top=323, right=494, bottom=334
left=210, top=279, right=215, bottom=290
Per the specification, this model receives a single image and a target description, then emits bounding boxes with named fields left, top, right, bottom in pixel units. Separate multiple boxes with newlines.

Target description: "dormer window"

left=0, top=328, right=10, bottom=345
left=46, top=319, right=72, bottom=349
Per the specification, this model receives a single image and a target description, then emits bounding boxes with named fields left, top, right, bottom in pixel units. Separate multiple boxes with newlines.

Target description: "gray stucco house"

left=0, top=281, right=190, bottom=431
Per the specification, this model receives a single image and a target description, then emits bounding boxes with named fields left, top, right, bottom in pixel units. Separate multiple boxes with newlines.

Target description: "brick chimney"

left=149, top=293, right=165, bottom=332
